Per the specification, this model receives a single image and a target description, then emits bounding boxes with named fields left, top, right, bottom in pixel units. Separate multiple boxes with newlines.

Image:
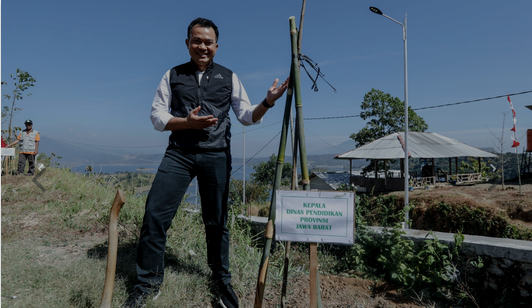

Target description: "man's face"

left=25, top=124, right=32, bottom=130
left=186, top=25, right=218, bottom=70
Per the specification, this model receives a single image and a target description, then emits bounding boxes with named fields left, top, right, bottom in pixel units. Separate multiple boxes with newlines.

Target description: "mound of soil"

left=393, top=178, right=532, bottom=230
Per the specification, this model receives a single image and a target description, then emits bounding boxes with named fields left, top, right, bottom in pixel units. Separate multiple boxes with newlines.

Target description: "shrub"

left=357, top=193, right=405, bottom=227
left=412, top=202, right=532, bottom=240
left=228, top=178, right=270, bottom=208
left=342, top=218, right=477, bottom=305
left=356, top=192, right=532, bottom=241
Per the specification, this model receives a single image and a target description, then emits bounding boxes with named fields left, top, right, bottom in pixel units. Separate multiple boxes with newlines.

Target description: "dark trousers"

left=18, top=153, right=35, bottom=175
left=134, top=147, right=232, bottom=293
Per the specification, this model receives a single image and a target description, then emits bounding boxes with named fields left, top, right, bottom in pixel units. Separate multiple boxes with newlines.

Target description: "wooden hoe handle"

left=99, top=190, right=126, bottom=308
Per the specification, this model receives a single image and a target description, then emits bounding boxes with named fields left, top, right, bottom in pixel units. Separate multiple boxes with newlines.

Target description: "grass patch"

left=1, top=168, right=307, bottom=307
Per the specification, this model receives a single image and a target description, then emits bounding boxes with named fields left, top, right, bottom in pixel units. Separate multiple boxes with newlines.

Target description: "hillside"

left=37, top=135, right=164, bottom=166
left=1, top=169, right=423, bottom=307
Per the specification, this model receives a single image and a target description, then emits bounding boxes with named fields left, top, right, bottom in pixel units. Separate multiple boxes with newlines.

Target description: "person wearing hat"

left=8, top=119, right=40, bottom=175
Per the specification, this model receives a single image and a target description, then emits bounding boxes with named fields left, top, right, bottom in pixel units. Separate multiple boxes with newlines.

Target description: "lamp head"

left=369, top=7, right=383, bottom=15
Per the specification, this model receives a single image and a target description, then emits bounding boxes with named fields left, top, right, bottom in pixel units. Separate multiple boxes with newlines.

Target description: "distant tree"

left=349, top=89, right=428, bottom=173
left=350, top=88, right=428, bottom=146
left=228, top=155, right=293, bottom=209
left=228, top=178, right=270, bottom=207
left=1, top=69, right=37, bottom=142
left=459, top=157, right=491, bottom=180
left=336, top=183, right=354, bottom=191
left=250, top=154, right=293, bottom=187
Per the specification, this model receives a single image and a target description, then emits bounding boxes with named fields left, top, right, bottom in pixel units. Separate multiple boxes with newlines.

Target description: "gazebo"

left=335, top=132, right=497, bottom=192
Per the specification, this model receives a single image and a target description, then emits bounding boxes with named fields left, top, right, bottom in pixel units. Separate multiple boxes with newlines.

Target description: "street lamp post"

left=369, top=6, right=409, bottom=228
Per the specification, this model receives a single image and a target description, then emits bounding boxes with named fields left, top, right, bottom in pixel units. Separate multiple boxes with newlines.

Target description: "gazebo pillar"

left=384, top=159, right=388, bottom=186
left=349, top=159, right=353, bottom=188
left=449, top=157, right=452, bottom=175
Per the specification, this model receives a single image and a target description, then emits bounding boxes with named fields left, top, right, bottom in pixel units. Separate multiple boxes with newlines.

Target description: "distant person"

left=123, top=17, right=288, bottom=308
left=7, top=119, right=40, bottom=175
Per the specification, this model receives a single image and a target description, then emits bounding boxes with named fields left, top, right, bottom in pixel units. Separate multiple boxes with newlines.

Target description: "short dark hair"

left=187, top=17, right=219, bottom=42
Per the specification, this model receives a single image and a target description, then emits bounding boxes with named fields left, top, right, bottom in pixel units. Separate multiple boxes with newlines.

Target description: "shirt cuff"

left=151, top=112, right=174, bottom=132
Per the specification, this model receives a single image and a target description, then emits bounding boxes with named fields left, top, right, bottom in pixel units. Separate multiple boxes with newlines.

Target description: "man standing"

left=124, top=18, right=288, bottom=308
left=7, top=119, right=40, bottom=175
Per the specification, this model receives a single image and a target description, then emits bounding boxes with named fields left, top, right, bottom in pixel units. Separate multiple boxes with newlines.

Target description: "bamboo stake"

left=290, top=13, right=324, bottom=306
left=290, top=19, right=309, bottom=192
left=99, top=190, right=126, bottom=308
left=254, top=63, right=295, bottom=308
left=280, top=240, right=291, bottom=308
left=297, top=0, right=306, bottom=55
left=290, top=14, right=323, bottom=307
left=282, top=3, right=306, bottom=306
left=282, top=93, right=298, bottom=308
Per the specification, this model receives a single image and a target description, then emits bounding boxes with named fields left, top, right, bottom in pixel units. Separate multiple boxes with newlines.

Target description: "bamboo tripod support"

left=254, top=15, right=321, bottom=308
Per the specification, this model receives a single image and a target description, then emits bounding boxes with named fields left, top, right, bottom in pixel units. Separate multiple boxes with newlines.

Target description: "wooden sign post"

left=310, top=242, right=318, bottom=308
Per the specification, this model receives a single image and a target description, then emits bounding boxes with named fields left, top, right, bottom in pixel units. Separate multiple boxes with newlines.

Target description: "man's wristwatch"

left=262, top=99, right=274, bottom=108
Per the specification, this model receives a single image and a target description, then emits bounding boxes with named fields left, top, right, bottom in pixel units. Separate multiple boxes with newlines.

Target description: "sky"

left=2, top=0, right=531, bottom=161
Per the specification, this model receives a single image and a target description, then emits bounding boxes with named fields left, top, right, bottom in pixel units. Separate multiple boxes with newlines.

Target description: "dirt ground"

left=251, top=274, right=424, bottom=308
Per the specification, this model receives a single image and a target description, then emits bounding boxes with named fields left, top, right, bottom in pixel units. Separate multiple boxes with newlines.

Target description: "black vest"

left=168, top=61, right=233, bottom=149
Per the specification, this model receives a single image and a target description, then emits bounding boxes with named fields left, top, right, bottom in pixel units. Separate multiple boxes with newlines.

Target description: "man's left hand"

left=265, top=77, right=289, bottom=105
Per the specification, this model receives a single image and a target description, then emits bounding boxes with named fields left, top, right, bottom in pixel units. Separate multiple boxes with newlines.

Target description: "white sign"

left=1, top=148, right=15, bottom=157
left=275, top=190, right=354, bottom=245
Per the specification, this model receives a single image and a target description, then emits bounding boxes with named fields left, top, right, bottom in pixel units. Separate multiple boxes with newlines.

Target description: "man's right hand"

left=186, top=106, right=218, bottom=129
left=164, top=106, right=218, bottom=131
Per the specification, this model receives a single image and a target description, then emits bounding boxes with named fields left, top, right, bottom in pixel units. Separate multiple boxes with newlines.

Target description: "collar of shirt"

left=196, top=71, right=204, bottom=85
